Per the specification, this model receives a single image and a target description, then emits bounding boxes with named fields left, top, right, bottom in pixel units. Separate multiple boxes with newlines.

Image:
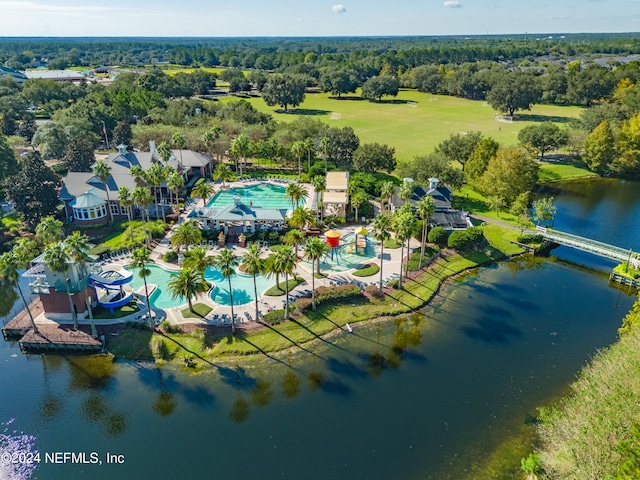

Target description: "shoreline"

left=108, top=234, right=524, bottom=365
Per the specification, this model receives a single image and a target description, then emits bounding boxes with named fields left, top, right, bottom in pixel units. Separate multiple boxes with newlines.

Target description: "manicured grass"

left=352, top=263, right=380, bottom=277
left=102, top=220, right=167, bottom=250
left=538, top=162, right=598, bottom=183
left=92, top=300, right=139, bottom=319
left=219, top=90, right=584, bottom=162
left=264, top=277, right=305, bottom=296
left=181, top=303, right=213, bottom=319
left=384, top=238, right=402, bottom=249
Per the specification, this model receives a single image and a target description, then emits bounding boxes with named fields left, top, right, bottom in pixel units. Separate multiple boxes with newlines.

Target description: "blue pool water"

left=207, top=183, right=293, bottom=210
left=128, top=263, right=274, bottom=308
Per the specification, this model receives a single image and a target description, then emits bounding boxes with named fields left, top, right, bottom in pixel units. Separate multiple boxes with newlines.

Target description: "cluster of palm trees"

left=92, top=140, right=186, bottom=248
left=0, top=218, right=97, bottom=334
left=371, top=192, right=436, bottom=291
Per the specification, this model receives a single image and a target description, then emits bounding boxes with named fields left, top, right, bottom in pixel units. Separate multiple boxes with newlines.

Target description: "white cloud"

left=443, top=0, right=462, bottom=7
left=0, top=1, right=113, bottom=14
left=332, top=4, right=347, bottom=13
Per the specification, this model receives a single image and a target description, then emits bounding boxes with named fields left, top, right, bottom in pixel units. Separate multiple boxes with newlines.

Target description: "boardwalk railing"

left=540, top=228, right=631, bottom=262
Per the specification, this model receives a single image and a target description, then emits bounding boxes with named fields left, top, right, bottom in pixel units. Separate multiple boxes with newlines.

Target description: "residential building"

left=60, top=142, right=214, bottom=225
left=390, top=178, right=471, bottom=230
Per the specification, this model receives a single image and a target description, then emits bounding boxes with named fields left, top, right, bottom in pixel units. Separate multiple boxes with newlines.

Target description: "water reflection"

left=280, top=371, right=300, bottom=399
left=152, top=391, right=177, bottom=417
left=250, top=377, right=273, bottom=407
left=228, top=396, right=250, bottom=424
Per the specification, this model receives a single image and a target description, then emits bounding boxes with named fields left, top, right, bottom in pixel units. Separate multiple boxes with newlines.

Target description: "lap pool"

left=207, top=183, right=292, bottom=211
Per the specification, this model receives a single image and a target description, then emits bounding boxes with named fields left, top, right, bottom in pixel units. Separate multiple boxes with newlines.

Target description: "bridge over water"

left=537, top=226, right=633, bottom=263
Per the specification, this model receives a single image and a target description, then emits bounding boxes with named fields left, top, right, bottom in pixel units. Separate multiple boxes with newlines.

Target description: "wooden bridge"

left=537, top=226, right=632, bottom=263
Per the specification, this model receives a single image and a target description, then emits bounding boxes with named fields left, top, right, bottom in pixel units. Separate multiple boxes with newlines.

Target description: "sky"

left=0, top=0, right=639, bottom=37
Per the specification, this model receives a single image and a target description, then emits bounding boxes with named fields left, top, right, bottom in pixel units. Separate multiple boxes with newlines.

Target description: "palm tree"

left=0, top=250, right=38, bottom=333
left=319, top=136, right=330, bottom=173
left=303, top=237, right=328, bottom=311
left=264, top=252, right=282, bottom=291
left=286, top=182, right=309, bottom=209
left=172, top=132, right=186, bottom=170
left=399, top=181, right=414, bottom=204
left=230, top=133, right=250, bottom=178
left=416, top=196, right=436, bottom=269
left=216, top=248, right=239, bottom=333
left=311, top=176, right=326, bottom=219
left=64, top=230, right=90, bottom=280
left=131, top=247, right=154, bottom=328
left=167, top=169, right=184, bottom=207
left=171, top=220, right=202, bottom=252
left=291, top=140, right=306, bottom=178
left=241, top=243, right=263, bottom=322
left=393, top=207, right=416, bottom=288
left=93, top=160, right=113, bottom=223
left=288, top=207, right=313, bottom=231
left=63, top=231, right=94, bottom=334
left=192, top=181, right=215, bottom=207
left=35, top=215, right=64, bottom=246
left=130, top=165, right=146, bottom=187
left=132, top=186, right=153, bottom=247
left=380, top=181, right=395, bottom=213
left=213, top=163, right=234, bottom=188
left=182, top=246, right=214, bottom=273
left=372, top=213, right=392, bottom=294
left=118, top=186, right=135, bottom=245
left=350, top=189, right=368, bottom=223
left=168, top=267, right=207, bottom=313
left=304, top=137, right=315, bottom=172
left=202, top=127, right=221, bottom=159
left=44, top=242, right=78, bottom=329
left=284, top=229, right=306, bottom=257
left=156, top=141, right=172, bottom=167
left=147, top=162, right=167, bottom=222
left=274, top=246, right=297, bottom=320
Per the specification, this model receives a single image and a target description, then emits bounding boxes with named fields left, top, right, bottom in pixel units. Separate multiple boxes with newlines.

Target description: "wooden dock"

left=3, top=299, right=103, bottom=353
left=2, top=299, right=43, bottom=339
left=609, top=272, right=640, bottom=289
left=18, top=325, right=102, bottom=353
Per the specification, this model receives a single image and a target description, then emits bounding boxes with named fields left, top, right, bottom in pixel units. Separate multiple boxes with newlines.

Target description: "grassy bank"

left=108, top=224, right=524, bottom=361
left=534, top=297, right=640, bottom=479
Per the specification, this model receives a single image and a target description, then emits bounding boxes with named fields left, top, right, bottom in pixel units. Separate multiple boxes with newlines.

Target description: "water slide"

left=88, top=264, right=135, bottom=312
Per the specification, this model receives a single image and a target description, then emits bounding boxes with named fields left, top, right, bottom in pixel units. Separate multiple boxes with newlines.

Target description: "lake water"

left=1, top=178, right=638, bottom=480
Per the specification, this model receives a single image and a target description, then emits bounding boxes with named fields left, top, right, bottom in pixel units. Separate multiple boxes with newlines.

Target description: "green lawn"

left=264, top=277, right=305, bottom=296
left=181, top=303, right=213, bottom=319
left=352, top=263, right=380, bottom=277
left=219, top=90, right=584, bottom=162
left=538, top=162, right=597, bottom=183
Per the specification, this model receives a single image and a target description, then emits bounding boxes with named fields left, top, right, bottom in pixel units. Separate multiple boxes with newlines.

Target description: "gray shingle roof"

left=188, top=202, right=286, bottom=222
left=60, top=148, right=211, bottom=203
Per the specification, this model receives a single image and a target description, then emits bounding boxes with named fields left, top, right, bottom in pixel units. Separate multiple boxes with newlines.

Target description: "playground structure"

left=88, top=263, right=135, bottom=313
left=323, top=228, right=373, bottom=263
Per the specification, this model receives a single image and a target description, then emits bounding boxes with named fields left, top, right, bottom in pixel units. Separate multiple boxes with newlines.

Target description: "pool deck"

left=9, top=179, right=418, bottom=333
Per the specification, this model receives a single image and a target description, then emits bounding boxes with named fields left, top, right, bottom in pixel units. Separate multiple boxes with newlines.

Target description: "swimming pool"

left=207, top=183, right=292, bottom=210
left=127, top=263, right=274, bottom=308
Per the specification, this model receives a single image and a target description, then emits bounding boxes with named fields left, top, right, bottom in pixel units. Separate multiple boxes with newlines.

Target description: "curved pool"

left=128, top=263, right=274, bottom=308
